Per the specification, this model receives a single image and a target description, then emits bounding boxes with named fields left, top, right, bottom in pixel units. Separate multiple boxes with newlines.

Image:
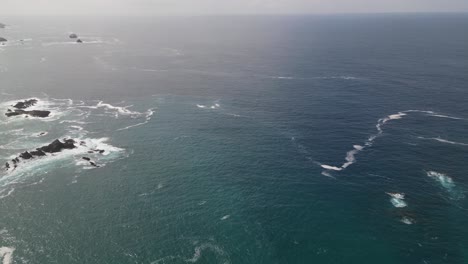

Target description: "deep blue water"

left=0, top=14, right=468, bottom=263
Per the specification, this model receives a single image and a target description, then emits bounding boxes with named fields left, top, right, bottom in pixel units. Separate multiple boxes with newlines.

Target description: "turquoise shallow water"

left=1, top=14, right=468, bottom=263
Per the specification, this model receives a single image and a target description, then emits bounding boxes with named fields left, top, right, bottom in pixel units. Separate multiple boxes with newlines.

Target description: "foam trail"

left=95, top=101, right=141, bottom=116
left=321, top=171, right=336, bottom=179
left=0, top=188, right=15, bottom=199
left=0, top=247, right=15, bottom=264
left=320, top=110, right=465, bottom=172
left=429, top=114, right=463, bottom=120
left=117, top=108, right=154, bottom=131
left=417, top=137, right=468, bottom=146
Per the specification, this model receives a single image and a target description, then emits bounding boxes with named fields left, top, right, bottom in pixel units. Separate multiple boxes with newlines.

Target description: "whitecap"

left=387, top=192, right=407, bottom=208
left=320, top=164, right=342, bottom=171
left=400, top=217, right=414, bottom=225
left=220, top=215, right=230, bottom=220
left=426, top=171, right=456, bottom=190
left=0, top=247, right=15, bottom=264
left=390, top=197, right=407, bottom=208
left=197, top=102, right=220, bottom=110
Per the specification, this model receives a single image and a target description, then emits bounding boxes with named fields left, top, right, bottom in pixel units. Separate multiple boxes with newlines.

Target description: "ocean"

left=0, top=14, right=467, bottom=263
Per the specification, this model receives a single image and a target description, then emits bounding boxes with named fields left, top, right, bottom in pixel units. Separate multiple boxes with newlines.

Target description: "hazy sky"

left=1, top=0, right=468, bottom=15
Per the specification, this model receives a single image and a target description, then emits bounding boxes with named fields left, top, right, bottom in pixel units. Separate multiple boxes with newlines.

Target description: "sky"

left=1, top=0, right=468, bottom=15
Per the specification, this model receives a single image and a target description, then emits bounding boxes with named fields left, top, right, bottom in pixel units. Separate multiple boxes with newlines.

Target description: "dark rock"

left=89, top=161, right=100, bottom=167
left=76, top=39, right=83, bottom=43
left=82, top=157, right=91, bottom=161
left=6, top=110, right=50, bottom=118
left=39, top=139, right=76, bottom=153
left=30, top=149, right=46, bottom=156
left=5, top=139, right=78, bottom=171
left=7, top=109, right=11, bottom=112
left=13, top=99, right=38, bottom=109
left=69, top=33, right=78, bottom=39
left=20, top=151, right=33, bottom=159
left=0, top=37, right=7, bottom=42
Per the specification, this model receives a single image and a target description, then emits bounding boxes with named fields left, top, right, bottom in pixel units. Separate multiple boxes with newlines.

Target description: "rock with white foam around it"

left=4, top=139, right=77, bottom=171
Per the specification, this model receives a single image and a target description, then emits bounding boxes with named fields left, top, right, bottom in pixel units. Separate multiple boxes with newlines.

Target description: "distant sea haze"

left=1, top=14, right=468, bottom=264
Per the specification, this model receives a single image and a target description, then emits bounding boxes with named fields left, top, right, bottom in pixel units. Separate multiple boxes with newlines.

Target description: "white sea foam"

left=426, top=171, right=456, bottom=190
left=320, top=110, right=466, bottom=172
left=429, top=114, right=463, bottom=120
left=387, top=192, right=407, bottom=208
left=197, top=102, right=221, bottom=110
left=117, top=108, right=155, bottom=131
left=0, top=247, right=15, bottom=264
left=400, top=217, right=414, bottom=225
left=321, top=171, right=336, bottom=179
left=390, top=197, right=407, bottom=208
left=269, top=76, right=296, bottom=80
left=2, top=137, right=125, bottom=182
left=220, top=215, right=230, bottom=220
left=94, top=101, right=142, bottom=116
left=186, top=244, right=229, bottom=263
left=320, top=164, right=343, bottom=171
left=417, top=137, right=468, bottom=146
left=0, top=188, right=15, bottom=199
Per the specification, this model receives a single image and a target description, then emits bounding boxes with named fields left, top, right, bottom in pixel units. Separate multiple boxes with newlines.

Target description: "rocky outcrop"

left=69, top=33, right=78, bottom=39
left=76, top=39, right=83, bottom=43
left=39, top=139, right=76, bottom=153
left=4, top=139, right=77, bottom=171
left=5, top=99, right=50, bottom=118
left=0, top=37, right=7, bottom=42
left=13, top=99, right=38, bottom=109
left=82, top=156, right=100, bottom=167
left=5, top=110, right=50, bottom=118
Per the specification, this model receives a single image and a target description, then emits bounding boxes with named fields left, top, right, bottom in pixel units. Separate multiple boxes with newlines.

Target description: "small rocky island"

left=0, top=37, right=7, bottom=42
left=69, top=33, right=78, bottom=38
left=76, top=39, right=83, bottom=43
left=5, top=139, right=77, bottom=171
left=5, top=99, right=51, bottom=118
left=4, top=138, right=104, bottom=171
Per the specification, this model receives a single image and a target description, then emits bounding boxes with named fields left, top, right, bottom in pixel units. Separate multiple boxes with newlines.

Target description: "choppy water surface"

left=1, top=14, right=468, bottom=263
